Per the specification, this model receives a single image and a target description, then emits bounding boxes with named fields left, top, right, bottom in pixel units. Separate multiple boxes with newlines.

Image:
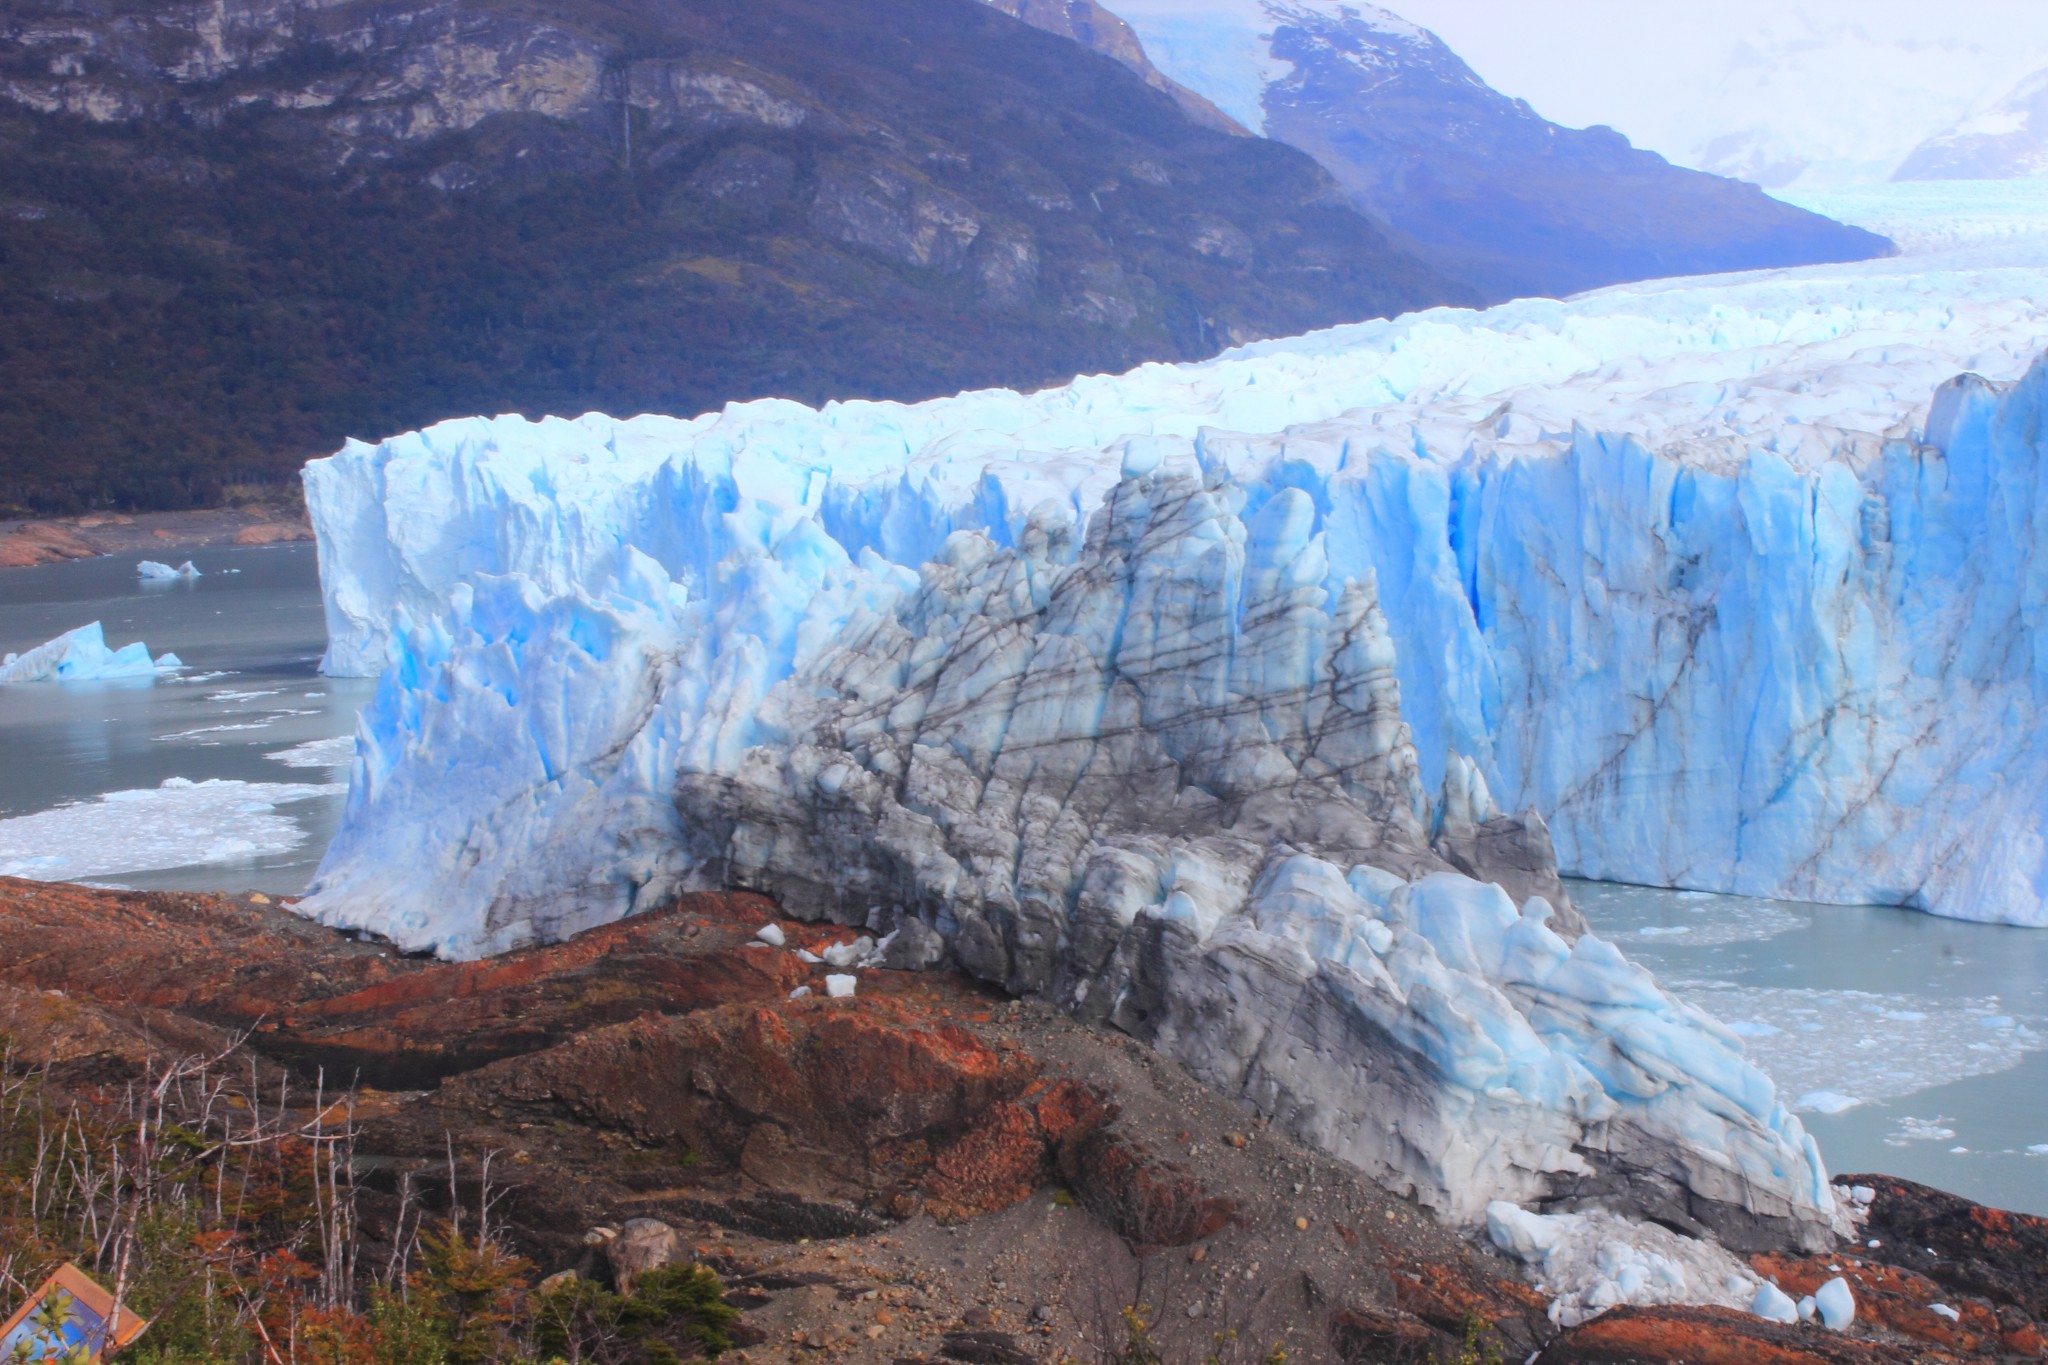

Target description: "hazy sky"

left=1113, top=0, right=2048, bottom=185
left=1344, top=1, right=2048, bottom=181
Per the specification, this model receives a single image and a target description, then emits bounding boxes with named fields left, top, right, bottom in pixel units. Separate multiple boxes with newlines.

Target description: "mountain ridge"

left=0, top=0, right=1459, bottom=512
left=1102, top=0, right=1893, bottom=301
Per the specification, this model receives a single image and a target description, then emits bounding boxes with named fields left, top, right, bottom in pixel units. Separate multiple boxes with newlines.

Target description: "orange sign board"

left=0, top=1264, right=148, bottom=1362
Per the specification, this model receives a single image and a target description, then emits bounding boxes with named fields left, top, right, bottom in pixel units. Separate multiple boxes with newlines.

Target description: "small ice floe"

left=0, top=622, right=177, bottom=684
left=1890, top=1117, right=1957, bottom=1144
left=824, top=974, right=857, bottom=998
left=137, top=559, right=200, bottom=581
left=265, top=736, right=358, bottom=770
left=1795, top=1090, right=1861, bottom=1115
left=755, top=924, right=786, bottom=947
left=2027, top=1143, right=2048, bottom=1156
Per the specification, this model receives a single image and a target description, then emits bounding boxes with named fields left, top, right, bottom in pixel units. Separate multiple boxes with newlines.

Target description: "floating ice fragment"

left=266, top=737, right=358, bottom=770
left=1795, top=1090, right=1861, bottom=1115
left=2026, top=1144, right=2048, bottom=1155
left=0, top=622, right=165, bottom=684
left=0, top=776, right=342, bottom=879
left=137, top=559, right=200, bottom=581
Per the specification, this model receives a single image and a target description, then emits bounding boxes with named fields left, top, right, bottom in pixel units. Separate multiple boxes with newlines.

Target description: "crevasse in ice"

left=298, top=234, right=2048, bottom=1247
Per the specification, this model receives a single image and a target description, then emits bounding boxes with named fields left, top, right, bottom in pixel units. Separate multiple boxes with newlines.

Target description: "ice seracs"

left=298, top=218, right=2048, bottom=1252
left=307, top=235, right=2048, bottom=932
left=0, top=621, right=180, bottom=684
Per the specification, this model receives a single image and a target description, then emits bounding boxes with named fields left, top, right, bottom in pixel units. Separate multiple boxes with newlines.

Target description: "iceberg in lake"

left=0, top=622, right=179, bottom=683
left=137, top=559, right=201, bottom=581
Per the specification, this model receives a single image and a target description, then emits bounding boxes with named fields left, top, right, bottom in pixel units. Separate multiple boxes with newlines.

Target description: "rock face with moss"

left=0, top=0, right=1458, bottom=510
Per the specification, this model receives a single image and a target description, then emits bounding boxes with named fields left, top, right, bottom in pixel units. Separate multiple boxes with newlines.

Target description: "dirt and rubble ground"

left=0, top=503, right=313, bottom=567
left=0, top=875, right=2041, bottom=1364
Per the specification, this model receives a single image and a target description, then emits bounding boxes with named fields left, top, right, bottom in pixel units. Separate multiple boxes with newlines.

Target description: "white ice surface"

left=1654, top=981, right=2042, bottom=1115
left=307, top=221, right=2048, bottom=936
left=265, top=736, right=360, bottom=770
left=137, top=559, right=200, bottom=581
left=1486, top=1200, right=1762, bottom=1328
left=0, top=777, right=344, bottom=880
left=0, top=621, right=176, bottom=684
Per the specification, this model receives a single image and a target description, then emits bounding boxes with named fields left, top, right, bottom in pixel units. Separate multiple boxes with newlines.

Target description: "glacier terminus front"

left=297, top=220, right=2048, bottom=1250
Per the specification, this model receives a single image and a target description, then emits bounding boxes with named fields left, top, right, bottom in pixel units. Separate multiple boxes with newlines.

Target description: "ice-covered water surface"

left=0, top=545, right=373, bottom=894
left=1578, top=879, right=2048, bottom=1216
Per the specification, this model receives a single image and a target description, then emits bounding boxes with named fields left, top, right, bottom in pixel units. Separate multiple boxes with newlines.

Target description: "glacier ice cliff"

left=297, top=240, right=2048, bottom=1248
left=307, top=245, right=2048, bottom=933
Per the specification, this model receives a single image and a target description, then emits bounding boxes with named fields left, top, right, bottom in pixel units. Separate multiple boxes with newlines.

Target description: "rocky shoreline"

left=0, top=505, right=313, bottom=568
left=0, top=875, right=2039, bottom=1363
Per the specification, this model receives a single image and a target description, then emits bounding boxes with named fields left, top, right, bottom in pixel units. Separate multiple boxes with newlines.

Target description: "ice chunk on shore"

left=1487, top=1200, right=1762, bottom=1327
left=1814, top=1276, right=1857, bottom=1330
left=1752, top=1281, right=1800, bottom=1323
left=137, top=559, right=200, bottom=581
left=0, top=622, right=174, bottom=683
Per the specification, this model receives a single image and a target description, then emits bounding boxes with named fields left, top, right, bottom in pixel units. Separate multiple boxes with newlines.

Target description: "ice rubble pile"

left=0, top=622, right=180, bottom=684
left=1485, top=1200, right=1765, bottom=1327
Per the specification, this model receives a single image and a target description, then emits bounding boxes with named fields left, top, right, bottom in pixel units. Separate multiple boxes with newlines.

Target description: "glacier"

left=0, top=621, right=180, bottom=684
left=296, top=217, right=2048, bottom=1247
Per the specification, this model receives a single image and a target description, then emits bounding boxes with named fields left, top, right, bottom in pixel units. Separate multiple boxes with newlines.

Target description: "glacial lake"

left=0, top=543, right=373, bottom=895
left=1, top=546, right=2043, bottom=1214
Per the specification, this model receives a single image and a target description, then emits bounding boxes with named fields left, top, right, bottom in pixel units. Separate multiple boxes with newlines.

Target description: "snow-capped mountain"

left=1098, top=0, right=1887, bottom=301
left=1896, top=68, right=2048, bottom=181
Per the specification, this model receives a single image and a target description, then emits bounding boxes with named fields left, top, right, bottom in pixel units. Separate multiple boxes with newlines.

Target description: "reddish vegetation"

left=5, top=878, right=2048, bottom=1364
left=1839, top=1173, right=2048, bottom=1324
left=1752, top=1252, right=2048, bottom=1358
left=1533, top=1305, right=1948, bottom=1364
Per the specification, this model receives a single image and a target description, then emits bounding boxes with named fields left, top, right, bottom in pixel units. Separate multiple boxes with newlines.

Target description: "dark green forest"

left=0, top=0, right=1460, bottom=512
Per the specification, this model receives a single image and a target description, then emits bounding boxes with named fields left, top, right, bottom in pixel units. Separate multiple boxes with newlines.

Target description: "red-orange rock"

left=1533, top=1304, right=1954, bottom=1364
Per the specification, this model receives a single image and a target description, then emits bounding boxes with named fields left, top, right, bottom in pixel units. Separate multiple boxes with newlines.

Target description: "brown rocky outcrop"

left=1532, top=1305, right=1954, bottom=1364
left=1840, top=1173, right=2048, bottom=1324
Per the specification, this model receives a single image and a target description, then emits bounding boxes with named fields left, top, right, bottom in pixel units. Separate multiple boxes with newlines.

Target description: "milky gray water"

left=1, top=548, right=2043, bottom=1214
left=0, top=543, right=373, bottom=895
